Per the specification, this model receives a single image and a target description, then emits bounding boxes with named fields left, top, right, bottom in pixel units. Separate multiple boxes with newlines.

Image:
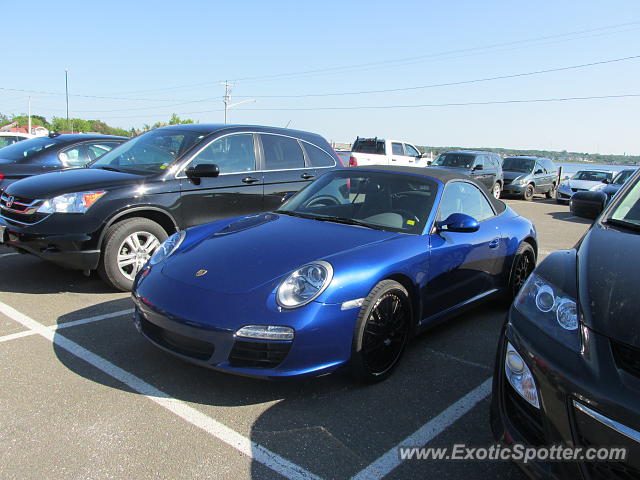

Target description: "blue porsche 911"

left=132, top=166, right=537, bottom=382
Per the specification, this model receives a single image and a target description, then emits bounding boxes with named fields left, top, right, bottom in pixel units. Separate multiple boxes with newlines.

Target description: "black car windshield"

left=608, top=177, right=640, bottom=229
left=90, top=128, right=205, bottom=175
left=612, top=169, right=637, bottom=185
left=432, top=153, right=475, bottom=169
left=0, top=136, right=59, bottom=162
left=572, top=170, right=612, bottom=181
left=502, top=157, right=535, bottom=173
left=277, top=171, right=437, bottom=234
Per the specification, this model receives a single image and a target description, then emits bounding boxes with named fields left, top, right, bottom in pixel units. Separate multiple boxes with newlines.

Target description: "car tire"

left=507, top=242, right=536, bottom=300
left=523, top=184, right=534, bottom=201
left=350, top=280, right=411, bottom=383
left=491, top=182, right=502, bottom=199
left=98, top=218, right=167, bottom=291
left=545, top=183, right=556, bottom=199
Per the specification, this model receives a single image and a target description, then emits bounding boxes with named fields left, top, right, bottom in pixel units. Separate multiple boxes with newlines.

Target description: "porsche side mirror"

left=535, top=169, right=543, bottom=174
left=473, top=164, right=483, bottom=171
left=436, top=213, right=480, bottom=233
left=602, top=178, right=611, bottom=184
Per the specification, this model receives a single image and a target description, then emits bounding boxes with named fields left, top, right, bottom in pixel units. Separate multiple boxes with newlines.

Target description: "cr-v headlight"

left=514, top=273, right=580, bottom=352
left=276, top=261, right=333, bottom=309
left=37, top=191, right=105, bottom=214
left=149, top=231, right=185, bottom=266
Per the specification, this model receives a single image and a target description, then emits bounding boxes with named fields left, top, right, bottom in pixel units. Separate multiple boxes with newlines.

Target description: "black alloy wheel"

left=509, top=242, right=536, bottom=299
left=351, top=280, right=411, bottom=382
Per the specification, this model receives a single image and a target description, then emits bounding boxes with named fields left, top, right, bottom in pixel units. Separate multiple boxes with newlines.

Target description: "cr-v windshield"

left=90, top=129, right=205, bottom=174
left=277, top=171, right=437, bottom=234
left=432, top=153, right=475, bottom=169
left=502, top=157, right=535, bottom=173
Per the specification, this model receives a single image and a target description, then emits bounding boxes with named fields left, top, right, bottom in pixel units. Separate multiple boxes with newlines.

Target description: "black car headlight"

left=276, top=261, right=333, bottom=309
left=514, top=273, right=580, bottom=352
left=149, top=231, right=185, bottom=266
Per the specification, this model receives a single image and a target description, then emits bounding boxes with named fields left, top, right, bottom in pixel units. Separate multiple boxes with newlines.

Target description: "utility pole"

left=220, top=81, right=256, bottom=123
left=28, top=96, right=32, bottom=135
left=65, top=69, right=70, bottom=132
left=221, top=80, right=233, bottom=124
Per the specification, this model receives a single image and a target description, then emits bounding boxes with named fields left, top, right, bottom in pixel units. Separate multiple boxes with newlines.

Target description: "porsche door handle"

left=301, top=173, right=314, bottom=180
left=489, top=238, right=500, bottom=249
left=242, top=176, right=260, bottom=184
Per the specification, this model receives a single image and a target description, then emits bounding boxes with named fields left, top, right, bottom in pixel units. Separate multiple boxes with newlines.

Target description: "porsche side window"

left=190, top=134, right=256, bottom=173
left=439, top=182, right=494, bottom=222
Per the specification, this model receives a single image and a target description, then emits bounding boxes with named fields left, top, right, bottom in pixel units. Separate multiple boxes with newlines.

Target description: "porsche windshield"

left=90, top=128, right=205, bottom=174
left=608, top=178, right=640, bottom=230
left=277, top=171, right=438, bottom=234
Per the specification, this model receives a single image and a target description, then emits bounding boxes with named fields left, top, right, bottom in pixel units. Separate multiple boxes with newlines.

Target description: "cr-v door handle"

left=242, top=176, right=260, bottom=184
left=301, top=173, right=314, bottom=180
left=489, top=238, right=500, bottom=249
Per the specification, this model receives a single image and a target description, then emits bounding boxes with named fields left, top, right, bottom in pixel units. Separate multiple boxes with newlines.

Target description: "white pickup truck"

left=348, top=137, right=428, bottom=167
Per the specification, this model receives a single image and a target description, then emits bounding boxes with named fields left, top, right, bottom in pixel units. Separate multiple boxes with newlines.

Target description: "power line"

left=35, top=53, right=640, bottom=114
left=102, top=19, right=640, bottom=95
left=100, top=92, right=640, bottom=118
left=234, top=54, right=640, bottom=98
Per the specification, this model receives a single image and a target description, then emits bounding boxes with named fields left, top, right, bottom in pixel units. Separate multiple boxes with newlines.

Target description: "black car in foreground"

left=0, top=124, right=341, bottom=290
left=491, top=168, right=640, bottom=478
left=0, top=133, right=127, bottom=192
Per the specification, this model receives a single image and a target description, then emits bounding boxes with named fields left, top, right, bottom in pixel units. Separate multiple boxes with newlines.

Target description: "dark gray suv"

left=430, top=150, right=504, bottom=199
left=501, top=156, right=558, bottom=201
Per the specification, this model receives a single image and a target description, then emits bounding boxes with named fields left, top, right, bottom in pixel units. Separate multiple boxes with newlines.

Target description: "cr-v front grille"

left=0, top=193, right=46, bottom=225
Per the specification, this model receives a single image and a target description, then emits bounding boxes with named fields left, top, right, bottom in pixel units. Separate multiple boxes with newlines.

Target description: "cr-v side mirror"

left=186, top=164, right=220, bottom=179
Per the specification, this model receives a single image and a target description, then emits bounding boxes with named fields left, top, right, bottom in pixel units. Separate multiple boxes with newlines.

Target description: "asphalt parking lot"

left=0, top=197, right=593, bottom=480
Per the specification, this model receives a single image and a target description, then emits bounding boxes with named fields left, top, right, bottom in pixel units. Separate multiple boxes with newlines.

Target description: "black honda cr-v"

left=0, top=124, right=341, bottom=290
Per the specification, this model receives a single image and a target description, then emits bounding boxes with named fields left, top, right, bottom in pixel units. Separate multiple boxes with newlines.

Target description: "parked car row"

left=1, top=124, right=638, bottom=478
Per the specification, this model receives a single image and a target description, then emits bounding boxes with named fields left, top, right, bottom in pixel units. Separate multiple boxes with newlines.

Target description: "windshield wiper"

left=95, top=166, right=122, bottom=172
left=605, top=218, right=640, bottom=232
left=312, top=215, right=384, bottom=230
left=274, top=210, right=318, bottom=220
left=275, top=211, right=383, bottom=229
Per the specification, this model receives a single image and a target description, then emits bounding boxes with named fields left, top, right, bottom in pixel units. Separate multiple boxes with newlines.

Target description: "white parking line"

left=0, top=300, right=320, bottom=480
left=0, top=309, right=134, bottom=343
left=351, top=378, right=492, bottom=480
left=0, top=253, right=18, bottom=258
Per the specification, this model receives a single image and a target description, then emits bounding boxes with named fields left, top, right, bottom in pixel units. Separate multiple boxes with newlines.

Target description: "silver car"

left=556, top=170, right=613, bottom=204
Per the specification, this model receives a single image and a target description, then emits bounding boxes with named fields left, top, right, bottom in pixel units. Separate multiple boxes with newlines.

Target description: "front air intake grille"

left=504, top=383, right=546, bottom=445
left=228, top=340, right=291, bottom=368
left=140, top=317, right=214, bottom=360
left=612, top=340, right=640, bottom=379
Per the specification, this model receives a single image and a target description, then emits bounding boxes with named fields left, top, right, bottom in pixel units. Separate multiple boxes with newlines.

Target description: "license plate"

left=0, top=225, right=5, bottom=244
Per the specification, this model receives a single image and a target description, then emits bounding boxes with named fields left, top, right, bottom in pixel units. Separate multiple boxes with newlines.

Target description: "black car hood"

left=4, top=168, right=144, bottom=198
left=577, top=222, right=640, bottom=347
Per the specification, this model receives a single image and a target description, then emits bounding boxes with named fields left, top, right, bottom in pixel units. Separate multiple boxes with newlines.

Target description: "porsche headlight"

left=276, top=261, right=333, bottom=308
left=590, top=183, right=606, bottom=191
left=514, top=273, right=580, bottom=352
left=149, top=231, right=185, bottom=266
left=37, top=191, right=105, bottom=214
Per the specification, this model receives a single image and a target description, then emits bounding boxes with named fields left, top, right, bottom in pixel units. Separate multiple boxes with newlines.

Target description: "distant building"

left=0, top=121, right=49, bottom=136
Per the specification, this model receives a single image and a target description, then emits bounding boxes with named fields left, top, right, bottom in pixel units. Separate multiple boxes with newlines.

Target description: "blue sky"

left=3, top=0, right=640, bottom=154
